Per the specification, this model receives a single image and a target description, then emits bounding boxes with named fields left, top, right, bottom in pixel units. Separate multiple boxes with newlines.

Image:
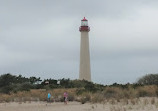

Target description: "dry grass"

left=108, top=97, right=158, bottom=111
left=0, top=88, right=77, bottom=103
left=0, top=85, right=158, bottom=104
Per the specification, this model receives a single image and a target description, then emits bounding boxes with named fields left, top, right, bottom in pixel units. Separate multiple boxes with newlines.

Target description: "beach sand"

left=0, top=99, right=158, bottom=111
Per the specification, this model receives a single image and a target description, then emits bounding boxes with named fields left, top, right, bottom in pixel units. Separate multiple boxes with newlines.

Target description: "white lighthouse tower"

left=79, top=17, right=91, bottom=81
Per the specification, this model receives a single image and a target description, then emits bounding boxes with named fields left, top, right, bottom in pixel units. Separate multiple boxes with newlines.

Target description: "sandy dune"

left=0, top=100, right=158, bottom=111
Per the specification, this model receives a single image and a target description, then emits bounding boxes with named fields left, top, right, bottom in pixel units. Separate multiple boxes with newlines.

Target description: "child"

left=63, top=92, right=68, bottom=104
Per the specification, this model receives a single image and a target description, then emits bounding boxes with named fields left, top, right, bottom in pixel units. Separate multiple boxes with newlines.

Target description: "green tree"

left=29, top=77, right=42, bottom=84
left=137, top=74, right=158, bottom=85
left=0, top=73, right=16, bottom=87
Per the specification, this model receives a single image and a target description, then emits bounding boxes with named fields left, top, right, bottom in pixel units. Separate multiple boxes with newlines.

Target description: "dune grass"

left=0, top=85, right=158, bottom=104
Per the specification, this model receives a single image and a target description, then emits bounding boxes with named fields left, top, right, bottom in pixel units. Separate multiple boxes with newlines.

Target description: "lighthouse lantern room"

left=79, top=17, right=90, bottom=32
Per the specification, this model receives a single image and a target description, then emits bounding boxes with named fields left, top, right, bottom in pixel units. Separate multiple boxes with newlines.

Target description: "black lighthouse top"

left=79, top=17, right=90, bottom=32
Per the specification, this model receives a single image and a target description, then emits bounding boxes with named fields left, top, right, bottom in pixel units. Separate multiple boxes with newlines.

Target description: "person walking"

left=63, top=92, right=68, bottom=104
left=47, top=93, right=51, bottom=102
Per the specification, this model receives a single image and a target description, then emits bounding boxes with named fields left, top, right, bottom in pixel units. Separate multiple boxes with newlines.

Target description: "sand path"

left=0, top=101, right=158, bottom=111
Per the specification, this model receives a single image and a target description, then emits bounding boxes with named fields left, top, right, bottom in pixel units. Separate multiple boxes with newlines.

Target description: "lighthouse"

left=79, top=17, right=91, bottom=81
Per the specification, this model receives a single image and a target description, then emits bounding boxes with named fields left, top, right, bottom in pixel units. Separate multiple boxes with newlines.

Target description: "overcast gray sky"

left=1, top=0, right=158, bottom=84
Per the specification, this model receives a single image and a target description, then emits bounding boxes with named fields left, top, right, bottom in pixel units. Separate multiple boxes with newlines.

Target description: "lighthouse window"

left=81, top=21, right=88, bottom=26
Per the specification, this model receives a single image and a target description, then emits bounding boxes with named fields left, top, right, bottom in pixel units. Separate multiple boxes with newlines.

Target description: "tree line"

left=0, top=73, right=158, bottom=94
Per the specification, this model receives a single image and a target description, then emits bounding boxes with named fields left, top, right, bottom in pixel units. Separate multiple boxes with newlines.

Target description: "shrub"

left=137, top=74, right=158, bottom=85
left=80, top=93, right=91, bottom=104
left=91, top=93, right=104, bottom=103
left=76, top=88, right=86, bottom=95
left=136, top=86, right=157, bottom=97
left=68, top=93, right=75, bottom=101
left=0, top=85, right=13, bottom=94
left=20, top=83, right=34, bottom=91
left=103, top=87, right=123, bottom=99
